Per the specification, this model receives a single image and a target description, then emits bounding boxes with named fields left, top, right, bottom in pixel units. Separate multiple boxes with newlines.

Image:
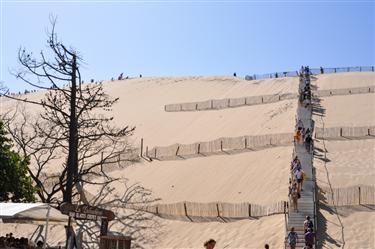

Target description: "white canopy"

left=0, top=203, right=69, bottom=224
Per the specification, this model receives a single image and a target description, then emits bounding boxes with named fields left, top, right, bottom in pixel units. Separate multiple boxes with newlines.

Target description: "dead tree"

left=1, top=18, right=160, bottom=248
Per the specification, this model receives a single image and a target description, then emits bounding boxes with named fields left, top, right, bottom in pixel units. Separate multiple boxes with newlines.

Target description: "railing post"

left=146, top=146, right=149, bottom=157
left=248, top=203, right=252, bottom=217
left=261, top=97, right=264, bottom=103
left=140, top=138, right=143, bottom=157
left=220, top=140, right=223, bottom=151
left=244, top=137, right=248, bottom=149
left=340, top=127, right=343, bottom=137
left=154, top=148, right=157, bottom=159
left=197, top=143, right=201, bottom=154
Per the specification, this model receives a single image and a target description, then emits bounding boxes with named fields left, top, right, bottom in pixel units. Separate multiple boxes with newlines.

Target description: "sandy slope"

left=313, top=72, right=375, bottom=90
left=313, top=94, right=375, bottom=128
left=108, top=146, right=292, bottom=204
left=318, top=205, right=375, bottom=249
left=314, top=139, right=375, bottom=188
left=2, top=73, right=374, bottom=248
left=104, top=76, right=298, bottom=147
left=312, top=72, right=375, bottom=249
left=1, top=76, right=298, bottom=149
left=152, top=215, right=285, bottom=249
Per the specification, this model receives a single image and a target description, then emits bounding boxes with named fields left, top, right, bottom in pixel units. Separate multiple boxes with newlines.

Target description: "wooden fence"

left=313, top=85, right=375, bottom=98
left=164, top=85, right=374, bottom=112
left=142, top=133, right=294, bottom=160
left=320, top=185, right=375, bottom=206
left=128, top=201, right=287, bottom=221
left=165, top=93, right=297, bottom=112
left=314, top=126, right=375, bottom=140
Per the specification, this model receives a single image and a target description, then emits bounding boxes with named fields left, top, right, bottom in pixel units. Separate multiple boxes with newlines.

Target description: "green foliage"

left=0, top=121, right=36, bottom=202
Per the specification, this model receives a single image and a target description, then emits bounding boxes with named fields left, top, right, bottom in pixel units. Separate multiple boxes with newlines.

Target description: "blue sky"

left=1, top=0, right=374, bottom=92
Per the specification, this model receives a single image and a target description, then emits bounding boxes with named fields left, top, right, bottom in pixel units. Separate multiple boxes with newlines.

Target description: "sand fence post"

left=248, top=203, right=252, bottom=218
left=197, top=143, right=201, bottom=154
left=216, top=203, right=226, bottom=222
left=140, top=138, right=143, bottom=157
left=340, top=127, right=343, bottom=137
left=359, top=186, right=361, bottom=205
left=183, top=202, right=193, bottom=222
left=175, top=145, right=180, bottom=157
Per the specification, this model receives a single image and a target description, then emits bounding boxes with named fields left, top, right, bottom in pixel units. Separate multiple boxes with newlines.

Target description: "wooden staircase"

left=285, top=72, right=317, bottom=249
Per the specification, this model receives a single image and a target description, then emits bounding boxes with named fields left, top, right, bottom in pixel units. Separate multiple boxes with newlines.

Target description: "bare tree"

left=1, top=18, right=160, bottom=248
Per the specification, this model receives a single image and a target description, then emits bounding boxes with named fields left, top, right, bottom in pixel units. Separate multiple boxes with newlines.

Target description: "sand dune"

left=108, top=146, right=292, bottom=204
left=314, top=139, right=375, bottom=188
left=104, top=77, right=298, bottom=147
left=318, top=205, right=375, bottom=249
left=313, top=94, right=375, bottom=128
left=152, top=215, right=285, bottom=249
left=1, top=73, right=374, bottom=248
left=313, top=72, right=375, bottom=90
left=312, top=73, right=375, bottom=249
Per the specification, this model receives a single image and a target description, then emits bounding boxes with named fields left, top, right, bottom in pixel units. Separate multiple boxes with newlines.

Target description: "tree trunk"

left=64, top=54, right=78, bottom=249
left=64, top=54, right=78, bottom=204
